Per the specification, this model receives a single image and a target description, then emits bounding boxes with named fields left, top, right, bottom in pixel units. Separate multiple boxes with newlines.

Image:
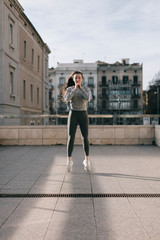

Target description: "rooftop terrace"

left=0, top=145, right=160, bottom=239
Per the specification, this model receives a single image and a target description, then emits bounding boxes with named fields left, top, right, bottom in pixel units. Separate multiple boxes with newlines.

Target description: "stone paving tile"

left=0, top=198, right=58, bottom=240
left=44, top=198, right=97, bottom=240
left=94, top=198, right=151, bottom=240
left=128, top=198, right=160, bottom=240
left=0, top=198, right=23, bottom=227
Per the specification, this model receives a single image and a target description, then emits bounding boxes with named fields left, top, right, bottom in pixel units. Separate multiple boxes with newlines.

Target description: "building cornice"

left=8, top=0, right=51, bottom=52
left=8, top=0, right=24, bottom=13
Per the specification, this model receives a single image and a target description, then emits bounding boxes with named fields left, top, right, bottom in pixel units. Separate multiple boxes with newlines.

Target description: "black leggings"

left=67, top=110, right=89, bottom=157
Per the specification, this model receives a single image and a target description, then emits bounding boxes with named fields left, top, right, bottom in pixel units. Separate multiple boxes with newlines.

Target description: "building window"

left=45, top=91, right=48, bottom=107
left=49, top=91, right=52, bottom=100
left=133, top=99, right=138, bottom=108
left=102, top=88, right=106, bottom=97
left=32, top=49, right=34, bottom=64
left=10, top=24, right=13, bottom=44
left=38, top=55, right=40, bottom=70
left=10, top=72, right=14, bottom=95
left=102, top=76, right=106, bottom=85
left=112, top=76, right=118, bottom=84
left=110, top=89, right=120, bottom=95
left=37, top=87, right=39, bottom=104
left=102, top=100, right=106, bottom=109
left=122, top=76, right=129, bottom=84
left=123, top=87, right=130, bottom=95
left=59, top=77, right=65, bottom=86
left=111, top=102, right=117, bottom=109
left=91, top=89, right=94, bottom=98
left=30, top=84, right=33, bottom=102
left=122, top=101, right=130, bottom=109
left=23, top=80, right=26, bottom=99
left=45, top=60, right=48, bottom=77
left=88, top=77, right=93, bottom=86
left=133, top=88, right=139, bottom=96
left=88, top=102, right=94, bottom=109
left=24, top=40, right=27, bottom=58
left=49, top=80, right=52, bottom=89
left=133, top=76, right=138, bottom=84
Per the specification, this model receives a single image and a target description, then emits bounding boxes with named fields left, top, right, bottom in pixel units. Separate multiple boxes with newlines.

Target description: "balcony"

left=58, top=83, right=64, bottom=88
left=132, top=94, right=140, bottom=98
left=132, top=82, right=141, bottom=86
left=88, top=107, right=95, bottom=111
left=49, top=97, right=54, bottom=101
left=99, top=82, right=108, bottom=87
left=99, top=94, right=108, bottom=99
left=88, top=83, right=95, bottom=88
left=49, top=86, right=54, bottom=90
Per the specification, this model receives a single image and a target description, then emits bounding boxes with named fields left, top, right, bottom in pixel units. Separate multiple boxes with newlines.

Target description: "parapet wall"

left=155, top=125, right=160, bottom=147
left=0, top=125, right=157, bottom=146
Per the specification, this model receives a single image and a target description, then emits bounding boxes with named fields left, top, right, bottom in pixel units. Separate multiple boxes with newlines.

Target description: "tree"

left=148, top=71, right=160, bottom=87
left=147, top=70, right=160, bottom=115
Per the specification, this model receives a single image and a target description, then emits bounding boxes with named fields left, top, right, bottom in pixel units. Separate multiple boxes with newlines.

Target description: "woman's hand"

left=76, top=83, right=81, bottom=89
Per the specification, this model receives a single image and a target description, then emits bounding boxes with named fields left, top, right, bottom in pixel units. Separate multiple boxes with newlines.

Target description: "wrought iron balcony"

left=99, top=82, right=108, bottom=87
left=132, top=94, right=140, bottom=98
left=88, top=83, right=95, bottom=88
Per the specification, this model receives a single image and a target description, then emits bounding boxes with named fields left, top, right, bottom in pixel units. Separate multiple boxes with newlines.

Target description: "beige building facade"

left=0, top=0, right=51, bottom=125
left=0, top=0, right=21, bottom=125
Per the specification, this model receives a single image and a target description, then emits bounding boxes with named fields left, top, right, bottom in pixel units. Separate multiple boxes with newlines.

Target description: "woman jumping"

left=64, top=71, right=92, bottom=172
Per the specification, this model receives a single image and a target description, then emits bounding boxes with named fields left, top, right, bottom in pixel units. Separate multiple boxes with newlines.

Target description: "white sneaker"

left=66, top=160, right=73, bottom=172
left=83, top=159, right=91, bottom=172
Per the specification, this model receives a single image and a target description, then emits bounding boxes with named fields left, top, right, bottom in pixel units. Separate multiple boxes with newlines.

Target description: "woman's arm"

left=80, top=86, right=92, bottom=102
left=64, top=87, right=76, bottom=103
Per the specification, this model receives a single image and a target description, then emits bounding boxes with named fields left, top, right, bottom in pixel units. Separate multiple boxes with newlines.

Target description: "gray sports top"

left=64, top=85, right=92, bottom=111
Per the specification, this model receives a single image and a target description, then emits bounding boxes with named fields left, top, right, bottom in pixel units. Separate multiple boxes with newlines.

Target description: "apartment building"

left=49, top=60, right=97, bottom=118
left=146, top=80, right=160, bottom=115
left=97, top=59, right=143, bottom=123
left=0, top=0, right=51, bottom=125
left=49, top=59, right=143, bottom=124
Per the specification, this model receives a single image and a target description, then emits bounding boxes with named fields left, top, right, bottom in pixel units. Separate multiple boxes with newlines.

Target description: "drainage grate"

left=0, top=193, right=160, bottom=198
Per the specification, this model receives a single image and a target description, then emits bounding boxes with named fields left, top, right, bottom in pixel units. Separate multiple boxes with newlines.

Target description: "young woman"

left=64, top=71, right=92, bottom=172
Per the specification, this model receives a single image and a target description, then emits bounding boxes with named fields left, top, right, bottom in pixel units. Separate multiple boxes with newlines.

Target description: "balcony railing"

left=0, top=114, right=160, bottom=126
left=132, top=82, right=141, bottom=86
left=132, top=94, right=140, bottom=98
left=99, top=94, right=108, bottom=99
left=99, top=82, right=108, bottom=87
left=49, top=86, right=54, bottom=90
left=88, top=83, right=95, bottom=88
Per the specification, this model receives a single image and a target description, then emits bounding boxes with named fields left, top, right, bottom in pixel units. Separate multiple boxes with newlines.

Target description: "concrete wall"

left=155, top=125, right=160, bottom=147
left=0, top=125, right=156, bottom=146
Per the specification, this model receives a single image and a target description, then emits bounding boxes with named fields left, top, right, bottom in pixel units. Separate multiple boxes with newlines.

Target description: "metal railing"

left=0, top=114, right=160, bottom=126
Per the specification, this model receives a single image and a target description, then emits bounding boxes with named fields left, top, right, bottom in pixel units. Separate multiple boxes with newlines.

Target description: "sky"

left=18, top=0, right=160, bottom=90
